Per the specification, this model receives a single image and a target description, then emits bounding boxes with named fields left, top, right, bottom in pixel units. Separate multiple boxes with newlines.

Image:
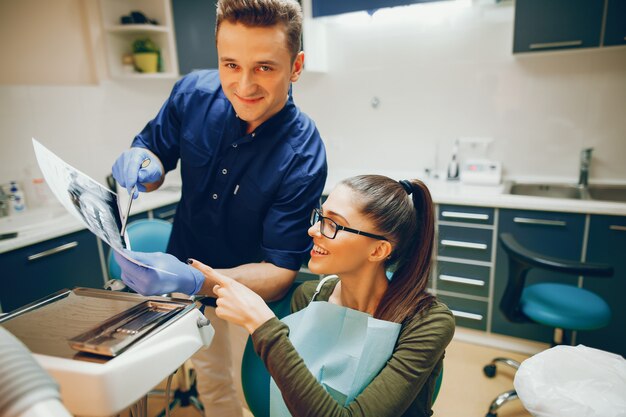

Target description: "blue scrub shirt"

left=132, top=70, right=327, bottom=271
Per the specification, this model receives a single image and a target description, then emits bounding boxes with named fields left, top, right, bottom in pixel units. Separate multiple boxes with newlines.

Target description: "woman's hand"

left=189, top=259, right=276, bottom=334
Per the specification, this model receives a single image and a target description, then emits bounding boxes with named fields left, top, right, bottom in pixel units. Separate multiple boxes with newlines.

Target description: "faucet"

left=578, top=148, right=593, bottom=188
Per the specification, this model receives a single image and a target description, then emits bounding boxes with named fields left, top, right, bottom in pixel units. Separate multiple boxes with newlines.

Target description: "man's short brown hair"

left=216, top=0, right=303, bottom=62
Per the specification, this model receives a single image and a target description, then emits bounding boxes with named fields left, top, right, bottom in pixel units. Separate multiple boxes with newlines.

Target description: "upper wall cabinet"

left=513, top=0, right=626, bottom=53
left=604, top=0, right=626, bottom=47
left=311, top=0, right=442, bottom=18
left=100, top=0, right=179, bottom=79
left=172, top=0, right=218, bottom=75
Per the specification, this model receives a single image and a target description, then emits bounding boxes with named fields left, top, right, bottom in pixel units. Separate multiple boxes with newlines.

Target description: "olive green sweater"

left=251, top=278, right=455, bottom=417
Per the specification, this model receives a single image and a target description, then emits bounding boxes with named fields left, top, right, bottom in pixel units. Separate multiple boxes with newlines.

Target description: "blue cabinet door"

left=312, top=0, right=441, bottom=18
left=492, top=209, right=586, bottom=342
left=0, top=230, right=104, bottom=312
left=604, top=0, right=626, bottom=46
left=513, top=0, right=604, bottom=53
left=578, top=215, right=626, bottom=356
left=172, top=0, right=218, bottom=74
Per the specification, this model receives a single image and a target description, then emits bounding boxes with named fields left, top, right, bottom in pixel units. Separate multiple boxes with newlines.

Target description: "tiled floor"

left=123, top=334, right=535, bottom=417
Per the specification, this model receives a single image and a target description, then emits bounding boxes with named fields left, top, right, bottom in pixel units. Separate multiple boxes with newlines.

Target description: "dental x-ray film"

left=33, top=138, right=126, bottom=250
left=32, top=138, right=174, bottom=275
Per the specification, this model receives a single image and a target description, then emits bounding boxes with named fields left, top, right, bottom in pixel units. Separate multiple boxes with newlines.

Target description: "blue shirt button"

left=232, top=143, right=238, bottom=148
left=222, top=169, right=228, bottom=175
left=212, top=194, right=218, bottom=200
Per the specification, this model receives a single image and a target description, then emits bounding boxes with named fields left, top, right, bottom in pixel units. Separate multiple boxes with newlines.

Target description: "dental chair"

left=484, top=233, right=613, bottom=417
left=106, top=218, right=204, bottom=417
left=240, top=282, right=301, bottom=417
left=240, top=281, right=444, bottom=417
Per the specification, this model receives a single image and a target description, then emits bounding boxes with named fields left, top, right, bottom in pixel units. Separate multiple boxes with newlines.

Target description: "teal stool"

left=522, top=282, right=610, bottom=331
left=106, top=218, right=172, bottom=281
left=240, top=282, right=444, bottom=417
left=483, top=233, right=613, bottom=417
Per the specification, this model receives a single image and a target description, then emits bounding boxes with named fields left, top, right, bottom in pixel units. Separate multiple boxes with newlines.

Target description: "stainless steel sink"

left=509, top=183, right=585, bottom=200
left=587, top=184, right=626, bottom=203
left=509, top=183, right=626, bottom=203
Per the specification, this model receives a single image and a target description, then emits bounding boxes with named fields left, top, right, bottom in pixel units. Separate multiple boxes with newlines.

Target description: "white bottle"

left=9, top=181, right=27, bottom=214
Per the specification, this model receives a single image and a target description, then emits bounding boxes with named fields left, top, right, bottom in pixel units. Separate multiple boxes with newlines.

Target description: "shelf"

left=106, top=24, right=170, bottom=34
left=99, top=0, right=179, bottom=80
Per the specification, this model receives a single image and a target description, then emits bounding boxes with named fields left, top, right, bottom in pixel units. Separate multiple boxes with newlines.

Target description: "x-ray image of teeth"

left=32, top=138, right=126, bottom=250
left=32, top=139, right=176, bottom=276
left=67, top=171, right=124, bottom=250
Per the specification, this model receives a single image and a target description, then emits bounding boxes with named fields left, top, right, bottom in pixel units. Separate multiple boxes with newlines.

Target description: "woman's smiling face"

left=307, top=185, right=385, bottom=276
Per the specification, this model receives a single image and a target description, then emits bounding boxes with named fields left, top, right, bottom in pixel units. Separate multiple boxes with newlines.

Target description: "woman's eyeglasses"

left=310, top=208, right=387, bottom=241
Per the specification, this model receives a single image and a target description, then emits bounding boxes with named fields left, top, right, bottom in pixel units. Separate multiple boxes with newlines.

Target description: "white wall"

left=0, top=0, right=98, bottom=85
left=0, top=80, right=176, bottom=193
left=293, top=1, right=626, bottom=183
left=0, top=0, right=625, bottom=206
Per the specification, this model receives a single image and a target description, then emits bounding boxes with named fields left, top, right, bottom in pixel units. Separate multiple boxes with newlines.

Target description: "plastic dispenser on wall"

left=457, top=138, right=502, bottom=186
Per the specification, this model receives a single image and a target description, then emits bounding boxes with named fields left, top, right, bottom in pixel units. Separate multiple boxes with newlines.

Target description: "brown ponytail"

left=339, top=175, right=435, bottom=323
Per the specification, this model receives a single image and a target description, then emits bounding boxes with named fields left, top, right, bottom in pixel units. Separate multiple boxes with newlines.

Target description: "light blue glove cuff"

left=114, top=250, right=205, bottom=296
left=187, top=265, right=205, bottom=295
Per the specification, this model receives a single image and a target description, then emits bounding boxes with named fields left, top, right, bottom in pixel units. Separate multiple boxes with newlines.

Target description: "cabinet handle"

left=513, top=217, right=566, bottom=227
left=27, top=241, right=79, bottom=261
left=609, top=225, right=626, bottom=232
left=441, top=211, right=489, bottom=221
left=529, top=40, right=582, bottom=49
left=450, top=309, right=483, bottom=321
left=439, top=274, right=485, bottom=287
left=441, top=239, right=488, bottom=250
left=156, top=209, right=176, bottom=219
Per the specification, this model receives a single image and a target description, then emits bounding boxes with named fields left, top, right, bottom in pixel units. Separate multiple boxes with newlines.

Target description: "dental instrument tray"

left=0, top=287, right=215, bottom=417
left=68, top=299, right=186, bottom=357
left=0, top=287, right=196, bottom=362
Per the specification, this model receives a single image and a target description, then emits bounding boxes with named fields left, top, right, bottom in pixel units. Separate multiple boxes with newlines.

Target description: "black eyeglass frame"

left=310, top=208, right=388, bottom=241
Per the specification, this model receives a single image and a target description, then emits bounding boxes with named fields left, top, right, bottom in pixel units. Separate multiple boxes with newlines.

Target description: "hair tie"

left=399, top=180, right=413, bottom=195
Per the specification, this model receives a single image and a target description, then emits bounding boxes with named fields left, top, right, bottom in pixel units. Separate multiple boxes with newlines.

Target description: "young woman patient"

left=189, top=174, right=455, bottom=417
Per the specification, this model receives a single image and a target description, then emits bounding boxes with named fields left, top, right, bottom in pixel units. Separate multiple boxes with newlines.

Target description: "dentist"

left=111, top=1, right=327, bottom=416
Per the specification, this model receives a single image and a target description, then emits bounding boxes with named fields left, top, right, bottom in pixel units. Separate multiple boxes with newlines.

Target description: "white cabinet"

left=99, top=0, right=179, bottom=79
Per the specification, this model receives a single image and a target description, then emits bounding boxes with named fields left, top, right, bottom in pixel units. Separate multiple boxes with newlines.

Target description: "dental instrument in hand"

left=120, top=158, right=150, bottom=237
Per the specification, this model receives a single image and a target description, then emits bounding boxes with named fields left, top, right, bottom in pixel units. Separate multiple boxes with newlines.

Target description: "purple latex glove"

left=114, top=250, right=205, bottom=296
left=112, top=148, right=163, bottom=199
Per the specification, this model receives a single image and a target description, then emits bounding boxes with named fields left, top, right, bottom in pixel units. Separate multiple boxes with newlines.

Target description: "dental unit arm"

left=0, top=327, right=72, bottom=417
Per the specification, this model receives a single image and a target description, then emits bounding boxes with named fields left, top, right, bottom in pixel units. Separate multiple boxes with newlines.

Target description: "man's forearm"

left=200, top=262, right=297, bottom=301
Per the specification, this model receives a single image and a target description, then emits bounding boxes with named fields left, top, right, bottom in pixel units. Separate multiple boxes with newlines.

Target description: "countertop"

left=0, top=186, right=181, bottom=254
left=2, top=175, right=626, bottom=255
left=325, top=169, right=626, bottom=216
